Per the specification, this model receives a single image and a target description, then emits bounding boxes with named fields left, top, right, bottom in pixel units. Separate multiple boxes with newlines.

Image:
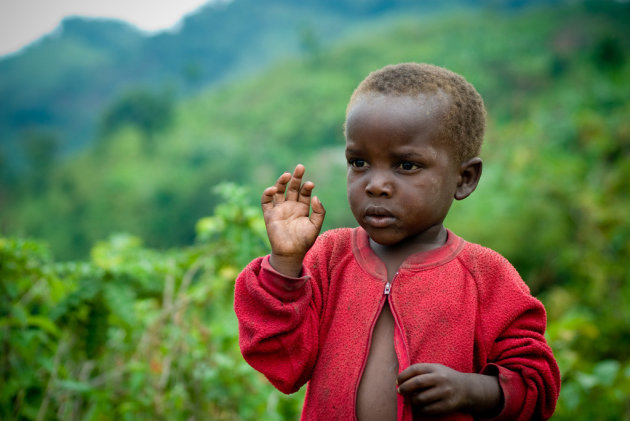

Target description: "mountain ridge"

left=0, top=0, right=560, bottom=161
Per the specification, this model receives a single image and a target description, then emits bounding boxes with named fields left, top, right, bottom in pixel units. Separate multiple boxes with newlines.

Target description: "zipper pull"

left=384, top=272, right=398, bottom=295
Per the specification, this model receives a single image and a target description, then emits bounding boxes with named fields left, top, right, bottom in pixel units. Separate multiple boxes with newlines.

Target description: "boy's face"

left=345, top=92, right=462, bottom=247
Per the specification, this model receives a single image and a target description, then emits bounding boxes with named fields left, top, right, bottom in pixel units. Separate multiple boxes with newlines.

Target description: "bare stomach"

left=356, top=301, right=399, bottom=421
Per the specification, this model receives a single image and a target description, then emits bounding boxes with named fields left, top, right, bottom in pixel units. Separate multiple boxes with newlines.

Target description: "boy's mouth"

left=364, top=206, right=396, bottom=228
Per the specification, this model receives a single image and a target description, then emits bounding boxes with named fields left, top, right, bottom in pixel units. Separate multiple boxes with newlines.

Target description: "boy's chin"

left=363, top=224, right=447, bottom=250
left=363, top=228, right=404, bottom=247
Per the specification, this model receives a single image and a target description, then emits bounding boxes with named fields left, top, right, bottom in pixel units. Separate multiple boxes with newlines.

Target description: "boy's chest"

left=322, top=266, right=480, bottom=370
left=356, top=301, right=398, bottom=421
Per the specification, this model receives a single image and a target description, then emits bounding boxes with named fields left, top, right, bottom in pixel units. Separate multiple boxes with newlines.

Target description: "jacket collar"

left=351, top=227, right=465, bottom=278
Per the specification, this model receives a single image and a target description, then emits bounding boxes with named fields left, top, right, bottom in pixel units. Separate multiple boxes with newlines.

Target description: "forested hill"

left=2, top=0, right=628, bottom=262
left=0, top=0, right=443, bottom=158
left=0, top=0, right=560, bottom=160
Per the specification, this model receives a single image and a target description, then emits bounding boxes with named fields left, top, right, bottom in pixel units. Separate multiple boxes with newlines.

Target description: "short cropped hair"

left=346, top=63, right=486, bottom=162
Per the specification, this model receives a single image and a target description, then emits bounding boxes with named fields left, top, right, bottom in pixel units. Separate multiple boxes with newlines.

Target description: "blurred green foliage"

left=3, top=1, right=629, bottom=263
left=0, top=0, right=456, bottom=157
left=1, top=184, right=304, bottom=420
left=100, top=88, right=175, bottom=149
left=1, top=1, right=630, bottom=419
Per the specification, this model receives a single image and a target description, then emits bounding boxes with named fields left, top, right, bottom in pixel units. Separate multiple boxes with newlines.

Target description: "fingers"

left=262, top=164, right=316, bottom=208
left=260, top=170, right=292, bottom=211
left=261, top=186, right=278, bottom=213
left=403, top=384, right=459, bottom=416
left=397, top=364, right=443, bottom=401
left=397, top=364, right=467, bottom=416
left=406, top=384, right=442, bottom=406
left=398, top=372, right=446, bottom=415
left=397, top=363, right=434, bottom=385
left=397, top=374, right=434, bottom=397
left=273, top=171, right=292, bottom=204
left=285, top=164, right=306, bottom=202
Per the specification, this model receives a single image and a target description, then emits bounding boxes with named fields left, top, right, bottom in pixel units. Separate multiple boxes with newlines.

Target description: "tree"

left=100, top=88, right=174, bottom=151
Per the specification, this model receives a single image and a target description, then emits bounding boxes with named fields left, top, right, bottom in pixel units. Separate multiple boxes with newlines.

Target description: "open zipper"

left=353, top=272, right=409, bottom=420
left=352, top=290, right=387, bottom=420
left=387, top=273, right=411, bottom=421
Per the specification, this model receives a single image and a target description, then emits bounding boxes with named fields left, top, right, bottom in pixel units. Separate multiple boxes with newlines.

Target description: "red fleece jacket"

left=235, top=228, right=560, bottom=420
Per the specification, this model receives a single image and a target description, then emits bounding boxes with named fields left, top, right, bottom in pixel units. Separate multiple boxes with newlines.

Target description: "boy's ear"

left=455, top=157, right=482, bottom=200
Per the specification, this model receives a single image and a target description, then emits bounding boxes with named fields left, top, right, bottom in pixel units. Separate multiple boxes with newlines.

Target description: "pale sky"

left=0, top=0, right=214, bottom=57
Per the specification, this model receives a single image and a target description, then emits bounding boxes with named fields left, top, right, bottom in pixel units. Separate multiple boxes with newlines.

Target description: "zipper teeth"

left=353, top=283, right=388, bottom=420
left=389, top=299, right=409, bottom=421
left=386, top=271, right=409, bottom=420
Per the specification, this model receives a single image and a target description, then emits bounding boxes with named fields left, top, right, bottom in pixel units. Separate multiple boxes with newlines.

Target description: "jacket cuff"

left=481, top=364, right=527, bottom=421
left=259, top=255, right=310, bottom=301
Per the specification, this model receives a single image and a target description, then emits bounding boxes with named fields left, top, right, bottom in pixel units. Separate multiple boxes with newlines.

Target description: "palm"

left=261, top=164, right=326, bottom=261
left=265, top=199, right=320, bottom=256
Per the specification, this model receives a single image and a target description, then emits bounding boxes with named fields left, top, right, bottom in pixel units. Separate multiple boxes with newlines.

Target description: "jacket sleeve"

left=469, top=247, right=561, bottom=421
left=234, top=254, right=324, bottom=394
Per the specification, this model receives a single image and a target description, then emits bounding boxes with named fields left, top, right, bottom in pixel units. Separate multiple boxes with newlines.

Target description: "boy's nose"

left=365, top=172, right=393, bottom=197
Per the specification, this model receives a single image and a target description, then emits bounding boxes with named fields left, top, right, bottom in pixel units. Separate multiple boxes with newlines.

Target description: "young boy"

left=234, top=63, right=560, bottom=420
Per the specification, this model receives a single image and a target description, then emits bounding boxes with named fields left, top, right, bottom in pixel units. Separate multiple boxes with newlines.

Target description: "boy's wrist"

left=269, top=253, right=304, bottom=278
left=461, top=372, right=503, bottom=418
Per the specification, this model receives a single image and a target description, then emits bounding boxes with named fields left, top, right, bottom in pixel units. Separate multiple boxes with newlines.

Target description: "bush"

left=0, top=184, right=304, bottom=420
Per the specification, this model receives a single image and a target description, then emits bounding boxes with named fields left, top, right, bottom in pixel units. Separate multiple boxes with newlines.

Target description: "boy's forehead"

left=344, top=90, right=460, bottom=160
left=348, top=91, right=451, bottom=120
left=346, top=91, right=451, bottom=135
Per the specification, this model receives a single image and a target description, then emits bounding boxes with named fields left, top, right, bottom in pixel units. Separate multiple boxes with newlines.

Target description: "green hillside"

left=0, top=0, right=463, bottom=160
left=3, top=1, right=628, bottom=263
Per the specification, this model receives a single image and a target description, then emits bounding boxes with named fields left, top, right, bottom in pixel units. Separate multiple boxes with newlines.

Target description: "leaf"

left=593, top=360, right=620, bottom=387
left=25, top=315, right=61, bottom=337
left=56, top=379, right=93, bottom=394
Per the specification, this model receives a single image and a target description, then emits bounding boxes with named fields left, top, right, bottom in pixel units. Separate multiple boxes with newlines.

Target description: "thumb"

left=309, top=196, right=326, bottom=230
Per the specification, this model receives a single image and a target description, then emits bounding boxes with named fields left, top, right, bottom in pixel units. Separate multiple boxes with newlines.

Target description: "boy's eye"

left=398, top=161, right=419, bottom=171
left=349, top=159, right=367, bottom=168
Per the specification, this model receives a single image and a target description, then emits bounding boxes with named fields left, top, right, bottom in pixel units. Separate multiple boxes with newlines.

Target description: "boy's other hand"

left=397, top=363, right=502, bottom=417
left=261, top=164, right=325, bottom=277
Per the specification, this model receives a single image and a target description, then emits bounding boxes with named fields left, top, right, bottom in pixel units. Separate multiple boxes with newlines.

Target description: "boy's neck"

left=368, top=225, right=448, bottom=280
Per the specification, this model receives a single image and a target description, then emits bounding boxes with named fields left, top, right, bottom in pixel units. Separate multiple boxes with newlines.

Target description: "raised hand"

left=396, top=363, right=502, bottom=417
left=261, top=164, right=325, bottom=277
